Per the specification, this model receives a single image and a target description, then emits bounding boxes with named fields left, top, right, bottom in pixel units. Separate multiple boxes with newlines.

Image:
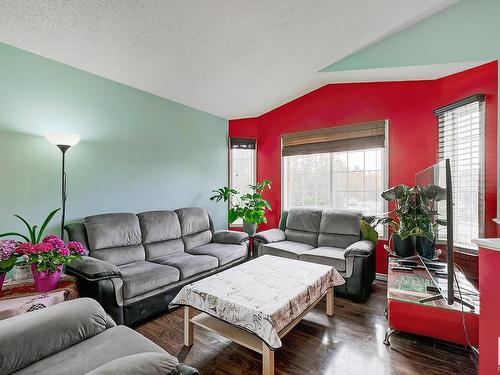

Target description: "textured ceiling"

left=0, top=0, right=460, bottom=119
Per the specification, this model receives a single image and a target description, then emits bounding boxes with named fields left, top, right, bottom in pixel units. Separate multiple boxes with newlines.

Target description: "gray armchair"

left=254, top=208, right=376, bottom=301
left=0, top=298, right=198, bottom=375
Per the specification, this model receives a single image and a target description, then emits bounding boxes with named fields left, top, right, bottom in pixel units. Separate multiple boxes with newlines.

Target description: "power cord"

left=453, top=264, right=479, bottom=358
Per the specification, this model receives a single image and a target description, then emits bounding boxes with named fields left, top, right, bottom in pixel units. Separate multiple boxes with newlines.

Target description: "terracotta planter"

left=31, top=264, right=62, bottom=292
left=0, top=272, right=5, bottom=292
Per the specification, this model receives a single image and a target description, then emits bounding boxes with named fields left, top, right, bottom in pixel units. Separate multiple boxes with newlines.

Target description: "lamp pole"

left=45, top=133, right=80, bottom=240
left=57, top=145, right=70, bottom=239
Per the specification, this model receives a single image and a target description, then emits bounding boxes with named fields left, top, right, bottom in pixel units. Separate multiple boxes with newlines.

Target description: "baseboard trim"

left=376, top=273, right=388, bottom=282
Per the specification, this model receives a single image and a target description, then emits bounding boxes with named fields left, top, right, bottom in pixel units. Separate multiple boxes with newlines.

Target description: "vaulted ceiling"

left=0, top=1, right=469, bottom=119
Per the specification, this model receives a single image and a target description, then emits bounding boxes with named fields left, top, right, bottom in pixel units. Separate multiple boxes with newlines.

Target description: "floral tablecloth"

left=170, top=255, right=344, bottom=349
left=0, top=274, right=79, bottom=320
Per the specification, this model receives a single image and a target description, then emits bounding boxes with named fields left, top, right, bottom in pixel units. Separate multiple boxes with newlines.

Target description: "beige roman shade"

left=281, top=120, right=386, bottom=157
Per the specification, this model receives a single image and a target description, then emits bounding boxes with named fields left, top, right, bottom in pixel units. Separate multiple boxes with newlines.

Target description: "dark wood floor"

left=135, top=281, right=477, bottom=375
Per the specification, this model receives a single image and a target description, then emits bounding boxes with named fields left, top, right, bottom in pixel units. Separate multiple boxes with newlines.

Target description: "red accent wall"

left=229, top=62, right=498, bottom=274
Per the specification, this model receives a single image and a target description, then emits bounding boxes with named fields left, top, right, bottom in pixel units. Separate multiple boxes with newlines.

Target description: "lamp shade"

left=45, top=133, right=81, bottom=147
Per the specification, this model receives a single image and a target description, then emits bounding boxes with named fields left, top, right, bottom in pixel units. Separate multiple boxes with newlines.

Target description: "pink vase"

left=31, top=264, right=62, bottom=292
left=0, top=272, right=5, bottom=292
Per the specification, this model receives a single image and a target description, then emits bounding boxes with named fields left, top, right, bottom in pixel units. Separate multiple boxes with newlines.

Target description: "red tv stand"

left=385, top=256, right=479, bottom=347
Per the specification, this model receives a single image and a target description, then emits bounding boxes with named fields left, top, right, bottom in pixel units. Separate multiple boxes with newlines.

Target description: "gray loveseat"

left=0, top=298, right=197, bottom=375
left=254, top=208, right=376, bottom=300
left=65, top=207, right=248, bottom=325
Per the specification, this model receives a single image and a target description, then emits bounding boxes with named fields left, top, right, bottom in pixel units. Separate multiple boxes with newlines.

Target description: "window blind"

left=281, top=120, right=386, bottom=157
left=435, top=95, right=485, bottom=250
left=230, top=138, right=256, bottom=149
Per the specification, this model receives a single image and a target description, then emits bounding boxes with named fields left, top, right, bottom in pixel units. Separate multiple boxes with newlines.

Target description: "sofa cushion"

left=318, top=209, right=362, bottom=248
left=151, top=253, right=218, bottom=279
left=14, top=326, right=166, bottom=375
left=260, top=240, right=314, bottom=260
left=85, top=213, right=145, bottom=266
left=85, top=213, right=142, bottom=250
left=188, top=243, right=247, bottom=266
left=138, top=210, right=182, bottom=243
left=175, top=207, right=213, bottom=250
left=284, top=208, right=322, bottom=246
left=86, top=352, right=179, bottom=375
left=142, top=240, right=185, bottom=261
left=138, top=211, right=185, bottom=260
left=119, top=261, right=180, bottom=299
left=299, top=247, right=347, bottom=272
left=0, top=298, right=112, bottom=375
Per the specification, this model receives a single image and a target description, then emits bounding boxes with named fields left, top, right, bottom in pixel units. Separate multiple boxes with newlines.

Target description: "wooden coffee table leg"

left=262, top=342, right=275, bottom=375
left=184, top=306, right=194, bottom=347
left=326, top=287, right=334, bottom=316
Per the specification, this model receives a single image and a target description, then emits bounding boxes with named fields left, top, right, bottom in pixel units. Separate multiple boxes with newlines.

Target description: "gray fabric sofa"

left=254, top=208, right=376, bottom=301
left=65, top=207, right=248, bottom=325
left=0, top=298, right=198, bottom=375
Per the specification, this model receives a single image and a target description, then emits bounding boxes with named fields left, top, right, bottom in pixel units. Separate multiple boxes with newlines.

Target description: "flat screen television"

left=415, top=159, right=454, bottom=305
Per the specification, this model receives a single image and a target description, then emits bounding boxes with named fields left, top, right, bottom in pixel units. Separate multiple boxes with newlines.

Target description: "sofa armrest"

left=212, top=230, right=249, bottom=244
left=344, top=240, right=375, bottom=257
left=67, top=256, right=122, bottom=281
left=86, top=352, right=182, bottom=375
left=0, top=298, right=112, bottom=374
left=254, top=229, right=286, bottom=244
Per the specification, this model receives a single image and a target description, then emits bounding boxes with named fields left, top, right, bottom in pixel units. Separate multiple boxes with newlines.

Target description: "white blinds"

left=435, top=95, right=485, bottom=250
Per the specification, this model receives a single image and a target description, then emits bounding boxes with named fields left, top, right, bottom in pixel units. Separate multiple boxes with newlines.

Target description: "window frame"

left=281, top=120, right=389, bottom=239
left=228, top=137, right=257, bottom=228
left=435, top=97, right=486, bottom=252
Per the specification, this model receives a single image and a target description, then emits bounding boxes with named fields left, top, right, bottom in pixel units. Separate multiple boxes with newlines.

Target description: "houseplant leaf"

left=36, top=208, right=61, bottom=243
left=0, top=232, right=30, bottom=242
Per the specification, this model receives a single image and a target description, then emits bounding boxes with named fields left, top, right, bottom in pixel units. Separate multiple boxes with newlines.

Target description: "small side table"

left=0, top=274, right=79, bottom=320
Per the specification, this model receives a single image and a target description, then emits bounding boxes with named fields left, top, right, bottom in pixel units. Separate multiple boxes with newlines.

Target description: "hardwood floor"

left=135, top=281, right=477, bottom=374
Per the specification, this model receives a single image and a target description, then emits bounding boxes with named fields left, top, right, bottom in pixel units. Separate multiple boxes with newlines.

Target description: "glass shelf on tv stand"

left=387, top=256, right=479, bottom=314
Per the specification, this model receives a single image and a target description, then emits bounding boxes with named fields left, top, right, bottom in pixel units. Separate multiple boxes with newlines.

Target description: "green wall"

left=0, top=43, right=228, bottom=236
left=322, top=0, right=500, bottom=214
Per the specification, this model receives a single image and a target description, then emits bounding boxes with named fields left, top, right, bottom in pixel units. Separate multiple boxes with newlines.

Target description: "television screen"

left=415, top=159, right=454, bottom=305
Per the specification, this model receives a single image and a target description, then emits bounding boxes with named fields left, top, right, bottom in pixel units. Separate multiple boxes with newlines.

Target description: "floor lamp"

left=45, top=133, right=81, bottom=239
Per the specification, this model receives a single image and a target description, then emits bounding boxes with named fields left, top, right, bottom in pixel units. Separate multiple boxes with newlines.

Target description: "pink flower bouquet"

left=0, top=239, right=19, bottom=273
left=17, top=235, right=86, bottom=273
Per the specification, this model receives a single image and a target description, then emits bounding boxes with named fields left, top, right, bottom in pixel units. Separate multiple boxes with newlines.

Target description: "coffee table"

left=170, top=255, right=345, bottom=375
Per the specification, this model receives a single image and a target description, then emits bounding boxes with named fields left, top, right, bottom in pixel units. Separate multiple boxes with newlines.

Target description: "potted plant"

left=0, top=240, right=19, bottom=291
left=0, top=209, right=85, bottom=291
left=372, top=184, right=443, bottom=259
left=16, top=236, right=85, bottom=292
left=210, top=180, right=272, bottom=236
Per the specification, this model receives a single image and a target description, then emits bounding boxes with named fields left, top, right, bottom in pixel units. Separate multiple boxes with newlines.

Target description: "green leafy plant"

left=372, top=184, right=442, bottom=241
left=360, top=220, right=379, bottom=245
left=0, top=208, right=61, bottom=244
left=210, top=180, right=272, bottom=225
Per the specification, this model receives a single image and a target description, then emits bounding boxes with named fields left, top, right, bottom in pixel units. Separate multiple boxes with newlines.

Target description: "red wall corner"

left=229, top=61, right=498, bottom=274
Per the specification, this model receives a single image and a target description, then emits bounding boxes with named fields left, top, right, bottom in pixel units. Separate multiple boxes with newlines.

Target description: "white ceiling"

left=0, top=0, right=462, bottom=119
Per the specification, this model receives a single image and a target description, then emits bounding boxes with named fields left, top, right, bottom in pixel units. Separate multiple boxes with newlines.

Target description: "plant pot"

left=0, top=272, right=5, bottom=292
left=415, top=237, right=436, bottom=260
left=392, top=234, right=415, bottom=258
left=31, top=264, right=62, bottom=292
left=12, top=264, right=33, bottom=281
left=242, top=221, right=258, bottom=237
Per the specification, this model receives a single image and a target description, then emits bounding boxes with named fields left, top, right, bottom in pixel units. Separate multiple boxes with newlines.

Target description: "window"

left=435, top=95, right=485, bottom=250
left=282, top=121, right=387, bottom=233
left=229, top=138, right=256, bottom=226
